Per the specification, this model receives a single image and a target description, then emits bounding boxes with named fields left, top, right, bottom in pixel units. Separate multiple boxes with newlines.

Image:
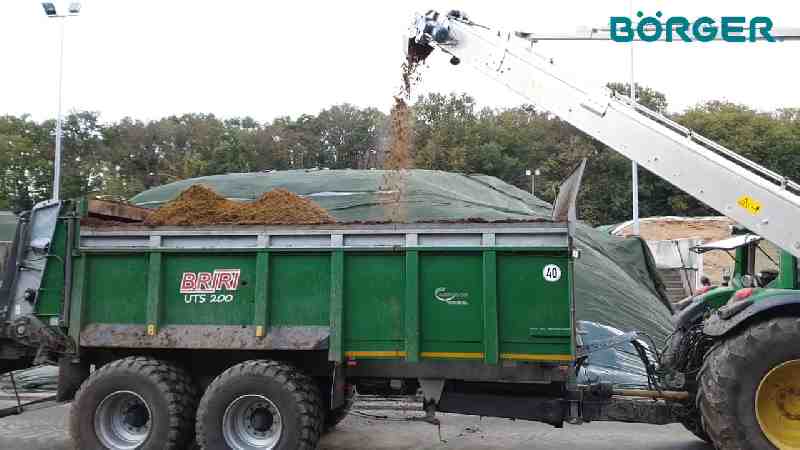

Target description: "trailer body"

left=0, top=200, right=579, bottom=426
left=71, top=219, right=574, bottom=367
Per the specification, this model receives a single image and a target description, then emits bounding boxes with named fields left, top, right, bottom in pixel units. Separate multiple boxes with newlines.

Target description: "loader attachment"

left=406, top=10, right=463, bottom=63
left=407, top=37, right=434, bottom=64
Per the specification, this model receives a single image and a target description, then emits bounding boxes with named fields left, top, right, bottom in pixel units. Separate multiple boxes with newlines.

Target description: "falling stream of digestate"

left=381, top=59, right=422, bottom=222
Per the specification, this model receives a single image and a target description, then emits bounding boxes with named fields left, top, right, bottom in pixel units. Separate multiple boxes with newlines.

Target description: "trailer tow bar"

left=612, top=388, right=689, bottom=402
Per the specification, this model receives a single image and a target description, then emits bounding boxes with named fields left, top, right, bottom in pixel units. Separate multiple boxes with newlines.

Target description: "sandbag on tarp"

left=131, top=169, right=673, bottom=349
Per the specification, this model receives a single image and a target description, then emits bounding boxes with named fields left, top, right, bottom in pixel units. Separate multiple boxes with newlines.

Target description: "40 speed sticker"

left=543, top=264, right=562, bottom=282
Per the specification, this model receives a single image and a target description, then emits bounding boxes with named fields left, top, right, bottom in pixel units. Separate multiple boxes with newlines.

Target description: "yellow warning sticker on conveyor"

left=737, top=195, right=762, bottom=215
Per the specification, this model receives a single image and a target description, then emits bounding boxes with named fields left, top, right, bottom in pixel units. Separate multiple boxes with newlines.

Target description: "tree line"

left=2, top=83, right=799, bottom=225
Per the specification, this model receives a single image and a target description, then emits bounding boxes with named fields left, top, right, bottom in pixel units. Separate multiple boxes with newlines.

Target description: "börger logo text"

left=611, top=12, right=775, bottom=43
left=180, top=269, right=241, bottom=294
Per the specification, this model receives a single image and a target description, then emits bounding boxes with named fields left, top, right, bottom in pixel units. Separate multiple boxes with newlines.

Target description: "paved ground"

left=0, top=400, right=712, bottom=450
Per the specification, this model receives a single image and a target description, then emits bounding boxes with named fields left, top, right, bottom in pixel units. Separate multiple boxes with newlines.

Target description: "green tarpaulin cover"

left=131, top=169, right=673, bottom=343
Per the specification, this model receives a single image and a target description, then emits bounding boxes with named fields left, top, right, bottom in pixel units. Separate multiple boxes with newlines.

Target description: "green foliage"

left=607, top=82, right=669, bottom=113
left=317, top=104, right=384, bottom=169
left=2, top=84, right=799, bottom=226
left=0, top=114, right=52, bottom=211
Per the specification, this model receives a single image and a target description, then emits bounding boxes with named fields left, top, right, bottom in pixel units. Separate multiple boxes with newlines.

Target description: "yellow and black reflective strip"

left=344, top=351, right=573, bottom=362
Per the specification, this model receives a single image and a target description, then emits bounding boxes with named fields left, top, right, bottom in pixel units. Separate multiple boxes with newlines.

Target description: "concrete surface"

left=0, top=401, right=712, bottom=450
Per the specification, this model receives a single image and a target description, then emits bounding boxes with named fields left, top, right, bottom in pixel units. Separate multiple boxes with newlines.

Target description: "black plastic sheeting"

left=131, top=169, right=674, bottom=384
left=576, top=320, right=648, bottom=387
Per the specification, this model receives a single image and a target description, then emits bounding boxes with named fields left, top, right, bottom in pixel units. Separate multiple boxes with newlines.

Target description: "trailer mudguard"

left=703, top=293, right=800, bottom=337
left=672, top=296, right=710, bottom=329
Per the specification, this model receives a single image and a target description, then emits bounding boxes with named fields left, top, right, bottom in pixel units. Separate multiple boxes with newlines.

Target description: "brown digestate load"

left=242, top=189, right=335, bottom=225
left=144, top=185, right=239, bottom=226
left=145, top=185, right=335, bottom=226
left=80, top=217, right=130, bottom=227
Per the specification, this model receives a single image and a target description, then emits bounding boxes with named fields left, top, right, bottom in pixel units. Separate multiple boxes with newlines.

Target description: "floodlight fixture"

left=42, top=2, right=57, bottom=16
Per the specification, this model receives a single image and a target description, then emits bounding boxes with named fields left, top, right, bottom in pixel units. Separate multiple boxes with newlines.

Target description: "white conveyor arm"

left=408, top=11, right=800, bottom=257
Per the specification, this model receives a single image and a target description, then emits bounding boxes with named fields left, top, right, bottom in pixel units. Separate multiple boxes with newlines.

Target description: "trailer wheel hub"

left=94, top=390, right=152, bottom=450
left=223, top=394, right=282, bottom=449
left=756, top=359, right=800, bottom=449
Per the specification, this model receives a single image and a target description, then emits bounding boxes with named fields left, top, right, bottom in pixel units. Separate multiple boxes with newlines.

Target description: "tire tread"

left=196, top=359, right=322, bottom=450
left=69, top=356, right=197, bottom=450
left=699, top=317, right=799, bottom=450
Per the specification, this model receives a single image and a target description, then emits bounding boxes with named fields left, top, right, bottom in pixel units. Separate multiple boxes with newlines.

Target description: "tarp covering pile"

left=131, top=169, right=673, bottom=382
left=133, top=170, right=553, bottom=222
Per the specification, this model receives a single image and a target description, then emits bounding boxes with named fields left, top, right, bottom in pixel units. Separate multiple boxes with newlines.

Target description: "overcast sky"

left=1, top=0, right=799, bottom=123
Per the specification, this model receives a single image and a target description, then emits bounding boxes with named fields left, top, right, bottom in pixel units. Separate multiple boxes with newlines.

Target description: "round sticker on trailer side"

left=543, top=264, right=562, bottom=282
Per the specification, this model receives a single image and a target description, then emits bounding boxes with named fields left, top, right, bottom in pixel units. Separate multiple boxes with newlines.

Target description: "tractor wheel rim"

left=94, top=390, right=152, bottom=450
left=756, top=359, right=800, bottom=449
left=223, top=394, right=283, bottom=450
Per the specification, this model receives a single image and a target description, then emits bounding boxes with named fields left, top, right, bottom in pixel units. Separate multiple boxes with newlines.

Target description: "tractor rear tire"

left=699, top=316, right=800, bottom=450
left=196, top=359, right=322, bottom=450
left=69, top=356, right=197, bottom=450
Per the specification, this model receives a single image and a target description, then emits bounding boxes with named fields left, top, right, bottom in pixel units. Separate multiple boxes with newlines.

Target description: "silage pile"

left=145, top=185, right=335, bottom=226
left=613, top=217, right=738, bottom=283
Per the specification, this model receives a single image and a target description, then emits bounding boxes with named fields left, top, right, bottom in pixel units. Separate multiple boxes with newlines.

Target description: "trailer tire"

left=324, top=384, right=355, bottom=431
left=69, top=356, right=197, bottom=450
left=699, top=316, right=800, bottom=450
left=196, top=360, right=322, bottom=450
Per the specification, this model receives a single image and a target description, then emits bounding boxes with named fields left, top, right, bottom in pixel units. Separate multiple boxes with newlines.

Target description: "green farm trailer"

left=5, top=194, right=673, bottom=450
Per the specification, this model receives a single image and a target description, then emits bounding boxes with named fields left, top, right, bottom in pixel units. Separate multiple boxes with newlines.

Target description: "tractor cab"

left=676, top=231, right=797, bottom=314
left=694, top=234, right=766, bottom=286
left=693, top=231, right=794, bottom=289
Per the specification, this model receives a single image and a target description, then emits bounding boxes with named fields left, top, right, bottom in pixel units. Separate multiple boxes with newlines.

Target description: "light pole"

left=629, top=0, right=640, bottom=236
left=42, top=2, right=81, bottom=201
left=526, top=168, right=541, bottom=195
